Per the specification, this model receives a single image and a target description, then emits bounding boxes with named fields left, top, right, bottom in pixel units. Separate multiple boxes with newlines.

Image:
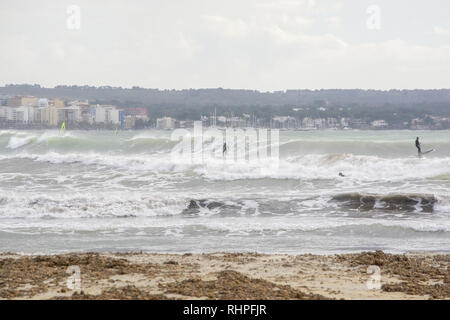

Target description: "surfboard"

left=421, top=149, right=435, bottom=155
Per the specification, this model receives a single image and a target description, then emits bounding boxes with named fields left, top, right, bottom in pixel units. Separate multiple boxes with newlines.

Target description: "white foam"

left=6, top=135, right=36, bottom=149
left=1, top=150, right=450, bottom=185
left=1, top=215, right=448, bottom=234
left=0, top=191, right=188, bottom=219
left=196, top=154, right=450, bottom=183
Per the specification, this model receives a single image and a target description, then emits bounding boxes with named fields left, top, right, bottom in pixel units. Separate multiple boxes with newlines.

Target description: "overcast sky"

left=1, top=0, right=449, bottom=90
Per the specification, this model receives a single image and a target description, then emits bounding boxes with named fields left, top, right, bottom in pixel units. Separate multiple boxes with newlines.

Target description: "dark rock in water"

left=332, top=193, right=437, bottom=213
left=332, top=193, right=376, bottom=210
left=183, top=200, right=203, bottom=214
left=183, top=199, right=241, bottom=215
left=206, top=201, right=225, bottom=210
left=187, top=200, right=201, bottom=210
left=183, top=199, right=221, bottom=214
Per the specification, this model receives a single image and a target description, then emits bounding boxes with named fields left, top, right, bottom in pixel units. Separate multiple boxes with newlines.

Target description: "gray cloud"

left=0, top=0, right=449, bottom=90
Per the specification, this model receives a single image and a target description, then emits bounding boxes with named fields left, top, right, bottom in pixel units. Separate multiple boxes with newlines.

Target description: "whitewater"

left=0, top=129, right=449, bottom=254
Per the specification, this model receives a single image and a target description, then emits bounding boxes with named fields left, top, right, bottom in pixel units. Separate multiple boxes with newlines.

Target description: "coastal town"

left=0, top=95, right=148, bottom=130
left=1, top=94, right=449, bottom=130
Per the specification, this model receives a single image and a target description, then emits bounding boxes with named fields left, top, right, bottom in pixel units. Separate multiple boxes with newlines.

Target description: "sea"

left=0, top=129, right=449, bottom=254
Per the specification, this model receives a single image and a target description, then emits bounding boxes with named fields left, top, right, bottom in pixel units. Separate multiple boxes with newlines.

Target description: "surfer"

left=415, top=137, right=422, bottom=156
left=223, top=142, right=227, bottom=155
left=338, top=172, right=345, bottom=177
left=59, top=120, right=66, bottom=135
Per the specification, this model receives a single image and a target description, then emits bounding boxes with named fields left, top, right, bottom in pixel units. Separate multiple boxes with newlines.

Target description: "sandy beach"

left=0, top=251, right=448, bottom=300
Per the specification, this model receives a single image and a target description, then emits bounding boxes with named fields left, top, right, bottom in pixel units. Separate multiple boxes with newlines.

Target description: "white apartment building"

left=105, top=107, right=120, bottom=124
left=273, top=116, right=297, bottom=129
left=156, top=117, right=176, bottom=129
left=17, top=106, right=35, bottom=123
left=0, top=106, right=29, bottom=122
left=301, top=117, right=315, bottom=129
left=3, top=107, right=18, bottom=121
left=371, top=120, right=389, bottom=128
left=95, top=105, right=106, bottom=123
left=314, top=118, right=326, bottom=129
left=37, top=98, right=49, bottom=107
left=340, top=117, right=349, bottom=128
left=64, top=106, right=81, bottom=123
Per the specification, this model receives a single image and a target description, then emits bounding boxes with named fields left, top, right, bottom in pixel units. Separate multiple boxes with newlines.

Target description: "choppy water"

left=0, top=129, right=449, bottom=254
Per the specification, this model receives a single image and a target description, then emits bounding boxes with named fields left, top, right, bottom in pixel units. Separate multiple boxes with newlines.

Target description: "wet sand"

left=0, top=251, right=448, bottom=300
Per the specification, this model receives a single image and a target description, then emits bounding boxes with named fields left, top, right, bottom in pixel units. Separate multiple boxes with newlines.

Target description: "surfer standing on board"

left=415, top=137, right=422, bottom=156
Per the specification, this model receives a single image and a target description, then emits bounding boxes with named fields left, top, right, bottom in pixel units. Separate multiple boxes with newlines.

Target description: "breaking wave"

left=0, top=151, right=449, bottom=183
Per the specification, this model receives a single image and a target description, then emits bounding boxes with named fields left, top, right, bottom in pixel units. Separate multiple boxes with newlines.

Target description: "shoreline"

left=1, top=251, right=448, bottom=300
